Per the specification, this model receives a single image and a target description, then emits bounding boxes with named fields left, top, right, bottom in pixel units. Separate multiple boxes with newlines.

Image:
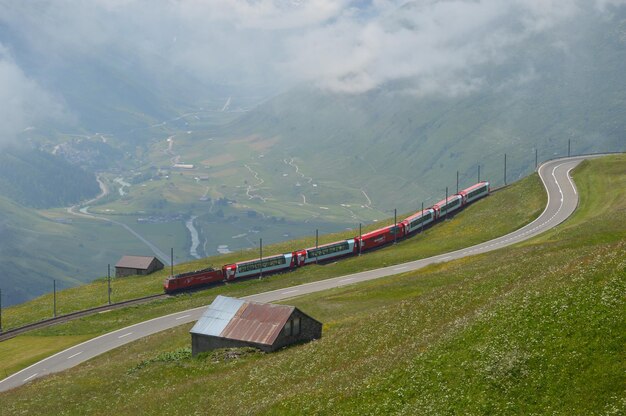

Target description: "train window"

left=410, top=213, right=432, bottom=228
left=307, top=242, right=349, bottom=259
left=467, top=186, right=487, bottom=199
left=238, top=256, right=286, bottom=273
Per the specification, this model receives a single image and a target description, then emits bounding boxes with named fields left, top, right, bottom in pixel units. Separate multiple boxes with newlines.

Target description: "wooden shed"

left=190, top=295, right=322, bottom=355
left=115, top=255, right=164, bottom=277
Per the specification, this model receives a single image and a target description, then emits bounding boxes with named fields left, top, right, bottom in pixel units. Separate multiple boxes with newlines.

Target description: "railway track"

left=0, top=294, right=168, bottom=342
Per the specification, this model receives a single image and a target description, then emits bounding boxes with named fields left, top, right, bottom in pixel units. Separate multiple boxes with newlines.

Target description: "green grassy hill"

left=1, top=155, right=624, bottom=414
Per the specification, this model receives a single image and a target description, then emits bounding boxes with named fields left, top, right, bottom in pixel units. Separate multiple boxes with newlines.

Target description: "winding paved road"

left=0, top=155, right=596, bottom=392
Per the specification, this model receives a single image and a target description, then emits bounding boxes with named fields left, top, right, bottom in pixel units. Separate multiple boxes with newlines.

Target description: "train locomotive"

left=164, top=181, right=490, bottom=293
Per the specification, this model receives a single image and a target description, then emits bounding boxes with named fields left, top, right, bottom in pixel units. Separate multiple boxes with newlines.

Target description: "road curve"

left=0, top=155, right=597, bottom=392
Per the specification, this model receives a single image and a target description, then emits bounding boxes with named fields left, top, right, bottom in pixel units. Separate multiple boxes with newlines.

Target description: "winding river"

left=185, top=216, right=201, bottom=259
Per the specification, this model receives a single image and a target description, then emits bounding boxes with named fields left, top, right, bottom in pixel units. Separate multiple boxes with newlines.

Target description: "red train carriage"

left=223, top=251, right=299, bottom=280
left=163, top=267, right=224, bottom=293
left=459, top=181, right=490, bottom=205
left=432, top=194, right=463, bottom=220
left=401, top=208, right=435, bottom=235
left=357, top=223, right=406, bottom=252
left=301, top=239, right=358, bottom=264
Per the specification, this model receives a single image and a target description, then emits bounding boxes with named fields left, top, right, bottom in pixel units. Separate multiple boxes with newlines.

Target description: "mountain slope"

left=0, top=194, right=166, bottom=306
left=0, top=147, right=99, bottom=208
left=225, top=8, right=626, bottom=213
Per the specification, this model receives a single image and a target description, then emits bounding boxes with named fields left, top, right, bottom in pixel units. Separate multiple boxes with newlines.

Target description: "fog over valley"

left=1, top=0, right=625, bottom=141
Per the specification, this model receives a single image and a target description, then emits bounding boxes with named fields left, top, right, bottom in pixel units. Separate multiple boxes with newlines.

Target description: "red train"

left=164, top=181, right=490, bottom=293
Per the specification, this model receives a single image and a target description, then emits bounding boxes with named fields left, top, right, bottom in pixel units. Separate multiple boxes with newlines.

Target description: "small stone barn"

left=115, top=255, right=164, bottom=277
left=190, top=295, right=322, bottom=355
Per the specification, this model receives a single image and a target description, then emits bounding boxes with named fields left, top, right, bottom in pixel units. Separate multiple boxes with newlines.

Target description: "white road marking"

left=393, top=266, right=408, bottom=271
left=175, top=314, right=191, bottom=320
left=339, top=277, right=355, bottom=283
left=567, top=167, right=577, bottom=195
left=281, top=290, right=298, bottom=295
left=67, top=351, right=83, bottom=360
left=23, top=373, right=38, bottom=382
left=118, top=332, right=133, bottom=339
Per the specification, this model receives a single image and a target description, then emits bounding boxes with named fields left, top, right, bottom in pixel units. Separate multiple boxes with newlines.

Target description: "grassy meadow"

left=0, top=155, right=623, bottom=415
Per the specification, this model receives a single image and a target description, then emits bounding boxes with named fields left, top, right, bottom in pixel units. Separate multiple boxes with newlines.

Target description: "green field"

left=0, top=155, right=623, bottom=414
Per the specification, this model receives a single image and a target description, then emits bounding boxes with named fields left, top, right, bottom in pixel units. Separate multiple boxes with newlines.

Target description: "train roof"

left=306, top=238, right=353, bottom=251
left=403, top=208, right=434, bottom=222
left=433, top=194, right=462, bottom=208
left=169, top=267, right=217, bottom=279
left=360, top=224, right=399, bottom=238
left=230, top=252, right=289, bottom=266
left=459, top=181, right=489, bottom=194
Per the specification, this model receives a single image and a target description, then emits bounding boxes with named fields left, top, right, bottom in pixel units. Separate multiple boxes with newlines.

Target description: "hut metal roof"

left=115, top=255, right=158, bottom=270
left=190, top=296, right=245, bottom=337
left=190, top=295, right=295, bottom=346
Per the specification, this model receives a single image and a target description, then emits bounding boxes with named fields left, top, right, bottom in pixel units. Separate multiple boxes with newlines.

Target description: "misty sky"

left=0, top=0, right=625, bottom=145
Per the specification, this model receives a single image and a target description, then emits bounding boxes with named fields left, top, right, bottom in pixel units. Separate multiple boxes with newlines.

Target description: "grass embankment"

left=1, top=155, right=623, bottom=414
left=3, top=172, right=544, bottom=331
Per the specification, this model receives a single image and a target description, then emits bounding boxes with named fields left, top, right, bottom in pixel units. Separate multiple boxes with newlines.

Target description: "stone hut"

left=115, top=255, right=164, bottom=277
left=190, top=295, right=322, bottom=355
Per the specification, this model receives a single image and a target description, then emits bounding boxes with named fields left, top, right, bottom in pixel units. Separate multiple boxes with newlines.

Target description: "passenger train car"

left=298, top=238, right=359, bottom=265
left=163, top=181, right=490, bottom=293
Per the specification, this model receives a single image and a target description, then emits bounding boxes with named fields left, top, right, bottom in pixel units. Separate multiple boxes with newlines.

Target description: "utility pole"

left=535, top=148, right=538, bottom=170
left=168, top=248, right=174, bottom=282
left=393, top=208, right=398, bottom=244
left=259, top=238, right=263, bottom=279
left=421, top=202, right=424, bottom=233
left=358, top=223, right=362, bottom=256
left=0, top=288, right=3, bottom=334
left=504, top=153, right=507, bottom=186
left=568, top=139, right=571, bottom=157
left=53, top=279, right=57, bottom=318
left=315, top=229, right=319, bottom=264
left=478, top=165, right=481, bottom=183
left=456, top=170, right=459, bottom=194
left=107, top=264, right=111, bottom=305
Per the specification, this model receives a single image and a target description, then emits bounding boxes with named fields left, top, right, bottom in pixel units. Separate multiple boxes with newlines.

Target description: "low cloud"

left=0, top=0, right=624, bottom=118
left=283, top=0, right=592, bottom=94
left=0, top=45, right=69, bottom=146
